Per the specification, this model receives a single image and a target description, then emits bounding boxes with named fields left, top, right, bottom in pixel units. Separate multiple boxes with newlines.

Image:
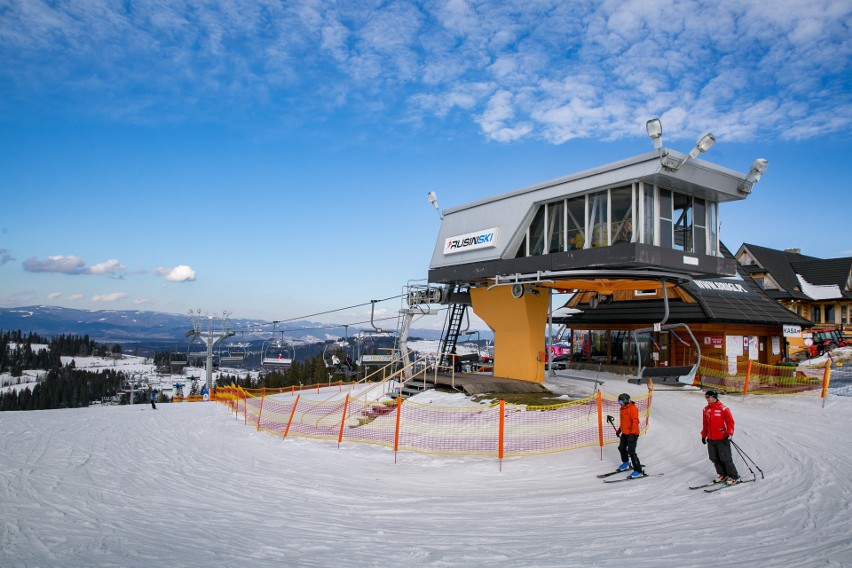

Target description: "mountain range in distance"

left=0, top=305, right=449, bottom=347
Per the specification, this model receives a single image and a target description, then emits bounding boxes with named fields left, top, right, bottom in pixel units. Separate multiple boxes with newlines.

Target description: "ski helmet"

left=705, top=389, right=718, bottom=400
left=617, top=393, right=630, bottom=404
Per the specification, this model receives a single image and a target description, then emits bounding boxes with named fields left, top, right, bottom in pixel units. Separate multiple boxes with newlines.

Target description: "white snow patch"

left=0, top=370, right=850, bottom=566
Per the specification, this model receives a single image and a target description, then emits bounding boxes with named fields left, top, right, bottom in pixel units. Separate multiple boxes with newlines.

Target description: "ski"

left=703, top=479, right=755, bottom=493
left=603, top=473, right=663, bottom=483
left=689, top=481, right=723, bottom=490
left=597, top=468, right=632, bottom=478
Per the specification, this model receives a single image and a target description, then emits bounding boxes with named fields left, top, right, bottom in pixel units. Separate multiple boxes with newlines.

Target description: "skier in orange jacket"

left=614, top=393, right=644, bottom=478
left=701, top=389, right=740, bottom=485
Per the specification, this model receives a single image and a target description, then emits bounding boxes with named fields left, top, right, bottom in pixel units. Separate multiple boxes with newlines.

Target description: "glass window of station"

left=515, top=182, right=719, bottom=257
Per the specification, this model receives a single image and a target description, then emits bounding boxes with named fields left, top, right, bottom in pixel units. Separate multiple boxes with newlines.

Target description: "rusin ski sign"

left=444, top=227, right=499, bottom=255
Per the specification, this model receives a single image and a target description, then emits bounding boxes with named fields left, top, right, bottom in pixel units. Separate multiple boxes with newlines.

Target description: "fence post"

left=643, top=380, right=654, bottom=431
left=284, top=395, right=300, bottom=439
left=498, top=400, right=505, bottom=471
left=596, top=391, right=604, bottom=460
left=393, top=397, right=403, bottom=463
left=255, top=387, right=266, bottom=430
left=743, top=360, right=752, bottom=395
left=337, top=394, right=350, bottom=448
left=821, top=360, right=831, bottom=407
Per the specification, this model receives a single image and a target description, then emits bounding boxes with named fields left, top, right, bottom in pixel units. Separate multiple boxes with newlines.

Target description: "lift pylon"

left=186, top=310, right=235, bottom=390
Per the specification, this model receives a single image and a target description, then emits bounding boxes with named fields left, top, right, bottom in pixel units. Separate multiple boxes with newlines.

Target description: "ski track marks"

left=0, top=380, right=851, bottom=567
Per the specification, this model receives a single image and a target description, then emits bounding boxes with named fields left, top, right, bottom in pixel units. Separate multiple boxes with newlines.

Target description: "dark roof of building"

left=737, top=243, right=819, bottom=300
left=739, top=243, right=852, bottom=301
left=557, top=243, right=812, bottom=328
left=790, top=258, right=852, bottom=300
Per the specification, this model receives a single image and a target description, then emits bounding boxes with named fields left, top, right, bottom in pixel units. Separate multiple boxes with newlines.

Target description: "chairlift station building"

left=427, top=137, right=797, bottom=384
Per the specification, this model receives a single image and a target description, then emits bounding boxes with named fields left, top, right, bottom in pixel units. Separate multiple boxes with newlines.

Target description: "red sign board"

left=703, top=336, right=724, bottom=348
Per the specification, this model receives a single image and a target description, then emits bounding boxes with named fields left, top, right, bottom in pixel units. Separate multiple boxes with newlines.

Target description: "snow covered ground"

left=1, top=366, right=851, bottom=567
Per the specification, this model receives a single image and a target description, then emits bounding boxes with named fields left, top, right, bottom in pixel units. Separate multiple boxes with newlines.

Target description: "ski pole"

left=731, top=438, right=762, bottom=473
left=731, top=441, right=757, bottom=482
left=606, top=415, right=620, bottom=437
left=731, top=439, right=765, bottom=479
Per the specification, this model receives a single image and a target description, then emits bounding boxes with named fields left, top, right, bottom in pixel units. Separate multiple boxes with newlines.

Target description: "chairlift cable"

left=272, top=294, right=403, bottom=325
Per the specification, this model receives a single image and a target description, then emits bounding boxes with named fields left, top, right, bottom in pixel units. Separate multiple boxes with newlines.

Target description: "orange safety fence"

left=172, top=394, right=206, bottom=403
left=211, top=383, right=654, bottom=461
left=699, top=356, right=831, bottom=397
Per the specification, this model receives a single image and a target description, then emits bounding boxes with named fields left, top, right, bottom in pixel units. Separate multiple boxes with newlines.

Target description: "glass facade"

left=610, top=186, right=633, bottom=244
left=641, top=183, right=655, bottom=245
left=588, top=191, right=608, bottom=247
left=547, top=201, right=564, bottom=254
left=659, top=189, right=673, bottom=249
left=707, top=201, right=718, bottom=255
left=515, top=183, right=718, bottom=258
left=528, top=206, right=546, bottom=256
left=566, top=196, right=585, bottom=250
left=673, top=193, right=692, bottom=251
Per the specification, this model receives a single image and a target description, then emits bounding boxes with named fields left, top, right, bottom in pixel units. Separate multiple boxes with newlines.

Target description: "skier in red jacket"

left=701, top=389, right=740, bottom=485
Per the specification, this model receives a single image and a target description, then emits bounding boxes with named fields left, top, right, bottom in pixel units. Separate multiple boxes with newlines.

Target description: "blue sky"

left=1, top=0, right=850, bottom=329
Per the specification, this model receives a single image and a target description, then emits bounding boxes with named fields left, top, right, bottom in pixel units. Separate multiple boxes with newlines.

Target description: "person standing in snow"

left=701, top=389, right=740, bottom=485
left=613, top=393, right=644, bottom=478
left=149, top=388, right=157, bottom=410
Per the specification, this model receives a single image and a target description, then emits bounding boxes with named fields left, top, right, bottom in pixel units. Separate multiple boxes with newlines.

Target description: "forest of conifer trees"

left=0, top=330, right=124, bottom=411
left=1, top=329, right=371, bottom=411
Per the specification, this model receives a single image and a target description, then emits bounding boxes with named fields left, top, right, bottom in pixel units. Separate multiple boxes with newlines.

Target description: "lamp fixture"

left=646, top=118, right=663, bottom=150
left=688, top=132, right=716, bottom=159
left=737, top=158, right=769, bottom=194
left=647, top=117, right=715, bottom=171
left=427, top=191, right=443, bottom=220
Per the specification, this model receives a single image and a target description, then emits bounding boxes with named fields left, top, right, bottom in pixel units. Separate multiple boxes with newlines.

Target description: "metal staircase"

left=439, top=302, right=467, bottom=367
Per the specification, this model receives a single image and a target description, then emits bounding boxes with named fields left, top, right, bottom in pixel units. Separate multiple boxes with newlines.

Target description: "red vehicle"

left=811, top=328, right=846, bottom=356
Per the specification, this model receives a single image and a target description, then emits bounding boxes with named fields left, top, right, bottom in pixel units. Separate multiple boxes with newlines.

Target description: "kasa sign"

left=444, top=227, right=499, bottom=255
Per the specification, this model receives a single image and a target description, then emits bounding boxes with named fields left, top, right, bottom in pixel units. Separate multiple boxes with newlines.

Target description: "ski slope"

left=1, top=370, right=850, bottom=567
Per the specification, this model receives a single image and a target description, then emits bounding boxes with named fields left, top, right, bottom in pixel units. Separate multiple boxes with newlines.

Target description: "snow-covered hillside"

left=1, top=365, right=850, bottom=567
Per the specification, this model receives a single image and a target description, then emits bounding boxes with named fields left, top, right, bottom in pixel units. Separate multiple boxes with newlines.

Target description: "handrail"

left=310, top=355, right=426, bottom=425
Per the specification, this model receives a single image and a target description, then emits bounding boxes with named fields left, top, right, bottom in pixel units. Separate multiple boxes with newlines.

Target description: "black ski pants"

left=707, top=438, right=739, bottom=479
left=618, top=434, right=642, bottom=473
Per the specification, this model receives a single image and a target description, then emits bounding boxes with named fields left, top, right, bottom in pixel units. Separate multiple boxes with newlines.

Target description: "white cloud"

left=0, top=248, right=13, bottom=265
left=155, top=265, right=197, bottom=282
left=87, top=259, right=126, bottom=275
left=91, top=292, right=129, bottom=303
left=22, top=255, right=127, bottom=276
left=47, top=292, right=62, bottom=301
left=23, top=255, right=87, bottom=274
left=67, top=294, right=84, bottom=301
left=0, top=0, right=848, bottom=143
left=132, top=298, right=149, bottom=305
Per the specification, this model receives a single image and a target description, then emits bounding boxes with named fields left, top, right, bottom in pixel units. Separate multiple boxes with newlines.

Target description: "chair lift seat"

left=629, top=365, right=698, bottom=385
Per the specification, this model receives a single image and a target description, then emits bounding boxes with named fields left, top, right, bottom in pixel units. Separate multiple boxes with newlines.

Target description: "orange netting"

left=699, top=357, right=831, bottom=397
left=202, top=355, right=835, bottom=462
left=211, top=384, right=654, bottom=460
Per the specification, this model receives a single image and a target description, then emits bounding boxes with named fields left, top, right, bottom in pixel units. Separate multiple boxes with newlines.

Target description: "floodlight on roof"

left=646, top=118, right=663, bottom=150
left=738, top=158, right=769, bottom=194
left=689, top=133, right=716, bottom=159
left=427, top=191, right=443, bottom=220
left=650, top=117, right=716, bottom=171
